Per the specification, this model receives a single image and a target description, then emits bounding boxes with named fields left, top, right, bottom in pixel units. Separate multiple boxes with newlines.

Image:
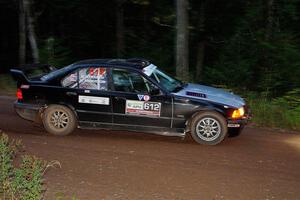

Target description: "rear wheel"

left=190, top=111, right=228, bottom=145
left=42, top=105, right=77, bottom=136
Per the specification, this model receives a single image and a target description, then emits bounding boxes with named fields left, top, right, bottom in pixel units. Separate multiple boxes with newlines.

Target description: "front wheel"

left=42, top=105, right=77, bottom=136
left=190, top=112, right=228, bottom=145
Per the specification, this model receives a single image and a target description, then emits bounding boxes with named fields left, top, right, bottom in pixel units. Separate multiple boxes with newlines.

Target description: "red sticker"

left=89, top=67, right=95, bottom=75
left=144, top=95, right=150, bottom=101
left=99, top=68, right=106, bottom=76
left=89, top=67, right=106, bottom=76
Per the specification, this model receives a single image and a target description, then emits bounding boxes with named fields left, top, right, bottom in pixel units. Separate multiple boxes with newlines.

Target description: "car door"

left=61, top=66, right=113, bottom=123
left=110, top=68, right=172, bottom=128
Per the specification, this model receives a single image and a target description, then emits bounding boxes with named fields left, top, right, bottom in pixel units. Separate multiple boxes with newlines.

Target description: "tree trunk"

left=19, top=0, right=26, bottom=65
left=24, top=0, right=39, bottom=63
left=116, top=0, right=125, bottom=57
left=175, top=0, right=189, bottom=82
left=195, top=1, right=205, bottom=81
left=265, top=0, right=274, bottom=41
left=195, top=41, right=205, bottom=81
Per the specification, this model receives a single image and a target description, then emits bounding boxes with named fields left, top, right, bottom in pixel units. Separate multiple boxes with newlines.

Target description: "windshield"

left=143, top=64, right=184, bottom=92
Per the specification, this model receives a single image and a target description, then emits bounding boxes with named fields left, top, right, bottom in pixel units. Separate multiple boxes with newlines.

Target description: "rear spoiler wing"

left=10, top=63, right=56, bottom=85
left=10, top=69, right=30, bottom=84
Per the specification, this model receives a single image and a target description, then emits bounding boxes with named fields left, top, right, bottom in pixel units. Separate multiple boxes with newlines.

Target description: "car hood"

left=173, top=83, right=245, bottom=108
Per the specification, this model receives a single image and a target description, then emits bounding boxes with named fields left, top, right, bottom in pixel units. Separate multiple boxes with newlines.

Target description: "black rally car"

left=11, top=58, right=249, bottom=145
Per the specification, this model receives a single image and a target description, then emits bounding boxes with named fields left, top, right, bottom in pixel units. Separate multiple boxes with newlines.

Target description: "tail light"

left=16, top=88, right=23, bottom=100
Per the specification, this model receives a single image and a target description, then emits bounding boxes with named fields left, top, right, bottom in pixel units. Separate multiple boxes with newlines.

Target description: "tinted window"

left=112, top=69, right=156, bottom=93
left=149, top=68, right=182, bottom=92
left=61, top=71, right=77, bottom=88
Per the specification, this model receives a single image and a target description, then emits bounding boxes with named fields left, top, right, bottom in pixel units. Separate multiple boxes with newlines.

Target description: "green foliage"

left=273, top=88, right=300, bottom=109
left=0, top=132, right=21, bottom=198
left=130, top=0, right=150, bottom=5
left=13, top=156, right=46, bottom=200
left=204, top=0, right=300, bottom=96
left=246, top=89, right=300, bottom=130
left=39, top=37, right=74, bottom=68
left=0, top=74, right=16, bottom=95
left=0, top=132, right=47, bottom=200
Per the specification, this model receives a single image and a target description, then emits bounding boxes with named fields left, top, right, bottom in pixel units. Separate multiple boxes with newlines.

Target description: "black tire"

left=42, top=105, right=77, bottom=136
left=190, top=111, right=228, bottom=145
left=228, top=126, right=244, bottom=137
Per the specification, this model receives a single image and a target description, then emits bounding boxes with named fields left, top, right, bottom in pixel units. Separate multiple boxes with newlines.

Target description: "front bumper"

left=14, top=101, right=42, bottom=122
left=227, top=115, right=250, bottom=128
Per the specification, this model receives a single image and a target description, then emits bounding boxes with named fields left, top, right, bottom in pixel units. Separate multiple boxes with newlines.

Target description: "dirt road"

left=1, top=96, right=300, bottom=200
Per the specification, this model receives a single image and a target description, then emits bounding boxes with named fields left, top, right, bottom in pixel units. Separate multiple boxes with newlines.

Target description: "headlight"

left=231, top=107, right=245, bottom=119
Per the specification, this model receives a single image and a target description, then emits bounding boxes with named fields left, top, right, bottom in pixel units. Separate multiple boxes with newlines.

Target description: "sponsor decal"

left=137, top=94, right=144, bottom=101
left=227, top=124, right=240, bottom=128
left=88, top=67, right=106, bottom=76
left=78, top=95, right=109, bottom=105
left=137, top=94, right=151, bottom=101
left=126, top=100, right=161, bottom=116
left=143, top=95, right=150, bottom=101
left=186, top=91, right=207, bottom=98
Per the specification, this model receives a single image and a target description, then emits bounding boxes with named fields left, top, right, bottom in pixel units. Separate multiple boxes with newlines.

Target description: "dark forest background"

left=0, top=0, right=299, bottom=129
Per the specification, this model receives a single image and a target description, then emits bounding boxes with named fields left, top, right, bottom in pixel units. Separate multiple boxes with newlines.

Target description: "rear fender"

left=41, top=102, right=79, bottom=120
left=59, top=103, right=78, bottom=119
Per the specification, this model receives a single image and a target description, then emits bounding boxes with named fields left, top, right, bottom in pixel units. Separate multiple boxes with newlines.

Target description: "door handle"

left=66, top=91, right=77, bottom=96
left=114, top=96, right=126, bottom=101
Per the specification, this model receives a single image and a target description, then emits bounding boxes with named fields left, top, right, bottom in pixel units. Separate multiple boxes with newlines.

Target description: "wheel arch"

left=40, top=102, right=79, bottom=121
left=185, top=106, right=226, bottom=133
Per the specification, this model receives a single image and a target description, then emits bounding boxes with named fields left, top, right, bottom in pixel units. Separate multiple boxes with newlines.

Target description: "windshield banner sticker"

left=137, top=94, right=150, bottom=101
left=126, top=100, right=161, bottom=116
left=79, top=95, right=110, bottom=105
left=142, top=64, right=157, bottom=76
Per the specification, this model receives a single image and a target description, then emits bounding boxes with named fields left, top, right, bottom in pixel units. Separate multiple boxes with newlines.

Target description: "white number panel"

left=125, top=100, right=161, bottom=117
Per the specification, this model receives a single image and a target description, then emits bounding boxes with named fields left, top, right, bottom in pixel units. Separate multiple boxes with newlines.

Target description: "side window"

left=61, top=67, right=108, bottom=91
left=61, top=71, right=78, bottom=88
left=112, top=69, right=156, bottom=93
left=78, top=67, right=108, bottom=90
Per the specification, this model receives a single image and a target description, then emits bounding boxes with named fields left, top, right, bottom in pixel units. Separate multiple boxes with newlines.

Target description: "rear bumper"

left=14, top=101, right=42, bottom=122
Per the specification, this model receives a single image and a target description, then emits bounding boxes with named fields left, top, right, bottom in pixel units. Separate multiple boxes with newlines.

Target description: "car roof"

left=41, top=58, right=151, bottom=82
left=73, top=58, right=151, bottom=69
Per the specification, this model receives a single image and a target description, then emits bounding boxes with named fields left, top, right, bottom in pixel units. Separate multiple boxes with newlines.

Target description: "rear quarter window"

left=61, top=67, right=108, bottom=91
left=61, top=71, right=78, bottom=88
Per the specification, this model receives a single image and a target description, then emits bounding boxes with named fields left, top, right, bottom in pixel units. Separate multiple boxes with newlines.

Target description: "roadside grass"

left=0, top=131, right=46, bottom=199
left=0, top=131, right=74, bottom=200
left=0, top=74, right=15, bottom=95
left=245, top=90, right=300, bottom=131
